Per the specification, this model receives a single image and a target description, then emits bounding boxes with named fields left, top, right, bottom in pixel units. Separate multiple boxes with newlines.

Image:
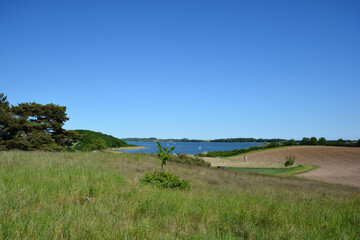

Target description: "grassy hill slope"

left=1, top=151, right=359, bottom=239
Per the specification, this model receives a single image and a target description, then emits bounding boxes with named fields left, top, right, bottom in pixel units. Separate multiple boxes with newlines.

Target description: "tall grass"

left=0, top=151, right=359, bottom=239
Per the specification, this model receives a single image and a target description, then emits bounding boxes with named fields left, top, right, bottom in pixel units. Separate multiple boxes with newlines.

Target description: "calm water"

left=119, top=142, right=263, bottom=155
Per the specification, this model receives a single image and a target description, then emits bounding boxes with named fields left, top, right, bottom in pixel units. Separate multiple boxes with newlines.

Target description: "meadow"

left=1, top=151, right=359, bottom=239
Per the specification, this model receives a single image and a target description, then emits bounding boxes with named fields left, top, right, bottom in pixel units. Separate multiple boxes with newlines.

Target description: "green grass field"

left=228, top=164, right=318, bottom=176
left=1, top=151, right=359, bottom=239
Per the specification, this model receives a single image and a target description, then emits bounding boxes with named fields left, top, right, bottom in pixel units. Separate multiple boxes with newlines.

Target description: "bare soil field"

left=224, top=146, right=360, bottom=187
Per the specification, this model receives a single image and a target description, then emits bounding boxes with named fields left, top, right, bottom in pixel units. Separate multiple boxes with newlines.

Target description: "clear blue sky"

left=1, top=0, right=359, bottom=140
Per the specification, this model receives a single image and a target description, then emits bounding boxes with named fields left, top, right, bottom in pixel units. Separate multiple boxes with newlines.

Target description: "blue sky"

left=1, top=0, right=359, bottom=140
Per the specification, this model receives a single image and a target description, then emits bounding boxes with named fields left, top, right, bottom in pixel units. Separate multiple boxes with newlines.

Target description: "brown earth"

left=226, top=146, right=360, bottom=188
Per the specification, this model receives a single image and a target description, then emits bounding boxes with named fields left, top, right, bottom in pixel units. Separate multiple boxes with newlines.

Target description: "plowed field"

left=227, top=146, right=360, bottom=187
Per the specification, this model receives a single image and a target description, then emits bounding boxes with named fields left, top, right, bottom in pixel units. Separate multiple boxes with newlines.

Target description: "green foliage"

left=73, top=129, right=130, bottom=151
left=156, top=142, right=175, bottom=171
left=79, top=137, right=108, bottom=151
left=309, top=137, right=318, bottom=145
left=301, top=137, right=358, bottom=147
left=197, top=144, right=264, bottom=158
left=140, top=171, right=190, bottom=190
left=264, top=142, right=281, bottom=148
left=0, top=94, right=80, bottom=151
left=283, top=139, right=297, bottom=146
left=0, top=94, right=12, bottom=148
left=284, top=155, right=296, bottom=167
left=319, top=137, right=327, bottom=145
left=300, top=137, right=310, bottom=145
left=170, top=153, right=210, bottom=167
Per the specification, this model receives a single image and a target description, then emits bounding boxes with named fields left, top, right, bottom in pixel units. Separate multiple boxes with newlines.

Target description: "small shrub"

left=170, top=153, right=211, bottom=167
left=285, top=155, right=296, bottom=167
left=156, top=142, right=175, bottom=171
left=140, top=171, right=190, bottom=190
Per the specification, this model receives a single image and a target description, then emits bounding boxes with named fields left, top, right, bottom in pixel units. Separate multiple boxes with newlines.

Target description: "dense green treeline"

left=73, top=130, right=133, bottom=151
left=211, top=138, right=286, bottom=143
left=299, top=137, right=360, bottom=147
left=197, top=142, right=281, bottom=158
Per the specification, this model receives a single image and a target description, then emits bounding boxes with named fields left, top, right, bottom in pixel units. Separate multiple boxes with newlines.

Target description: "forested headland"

left=72, top=130, right=133, bottom=151
left=0, top=93, right=131, bottom=151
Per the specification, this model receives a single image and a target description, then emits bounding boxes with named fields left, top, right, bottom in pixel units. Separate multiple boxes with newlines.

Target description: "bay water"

left=119, top=142, right=263, bottom=155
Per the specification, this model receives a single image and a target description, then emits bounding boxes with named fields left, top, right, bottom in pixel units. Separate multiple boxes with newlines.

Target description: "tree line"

left=198, top=137, right=360, bottom=158
left=210, top=138, right=287, bottom=143
left=0, top=93, right=131, bottom=151
left=299, top=137, right=360, bottom=147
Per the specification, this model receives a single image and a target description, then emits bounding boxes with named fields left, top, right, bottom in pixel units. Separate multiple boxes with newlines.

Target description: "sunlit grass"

left=0, top=151, right=359, bottom=239
left=228, top=164, right=318, bottom=176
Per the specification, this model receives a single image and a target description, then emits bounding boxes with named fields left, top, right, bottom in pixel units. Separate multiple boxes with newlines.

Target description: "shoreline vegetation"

left=111, top=146, right=147, bottom=151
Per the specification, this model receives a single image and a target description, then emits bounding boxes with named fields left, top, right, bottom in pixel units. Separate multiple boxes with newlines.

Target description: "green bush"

left=284, top=155, right=296, bottom=167
left=170, top=153, right=210, bottom=167
left=140, top=171, right=190, bottom=190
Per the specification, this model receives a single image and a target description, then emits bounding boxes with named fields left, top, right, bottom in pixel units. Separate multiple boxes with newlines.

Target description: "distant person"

left=244, top=155, right=247, bottom=162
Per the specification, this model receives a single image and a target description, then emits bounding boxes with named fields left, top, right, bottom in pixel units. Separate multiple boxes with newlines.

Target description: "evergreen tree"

left=0, top=94, right=80, bottom=151
left=0, top=94, right=12, bottom=149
